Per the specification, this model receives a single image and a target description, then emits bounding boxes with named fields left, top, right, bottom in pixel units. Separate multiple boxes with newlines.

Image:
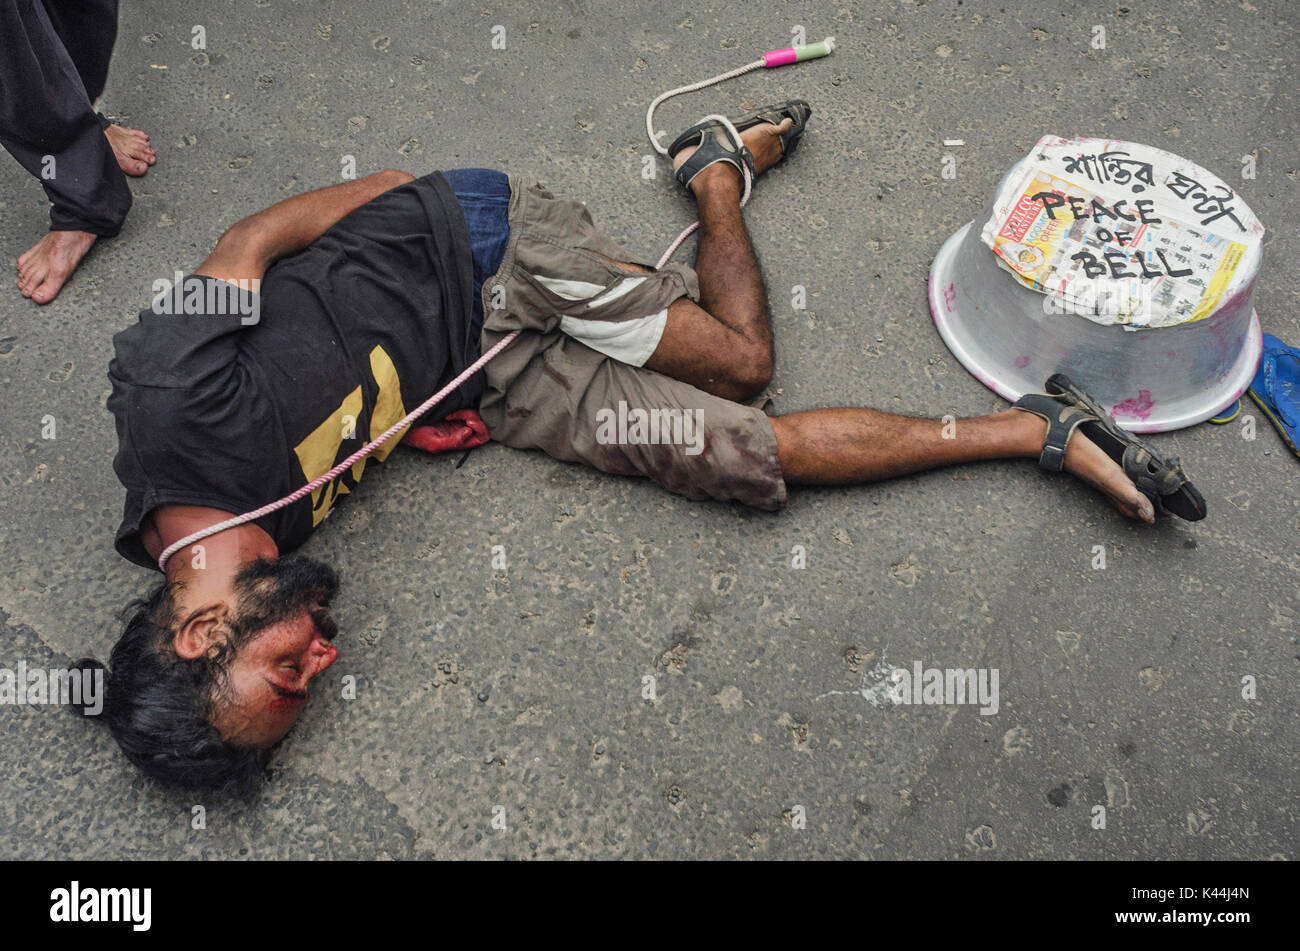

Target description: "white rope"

left=645, top=58, right=765, bottom=156
left=645, top=61, right=765, bottom=268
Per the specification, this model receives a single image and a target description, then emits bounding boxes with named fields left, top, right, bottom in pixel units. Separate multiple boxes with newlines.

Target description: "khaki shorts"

left=477, top=176, right=787, bottom=511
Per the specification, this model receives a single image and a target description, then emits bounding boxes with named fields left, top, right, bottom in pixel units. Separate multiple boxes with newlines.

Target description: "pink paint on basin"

left=1013, top=355, right=1030, bottom=369
left=1112, top=390, right=1156, bottom=421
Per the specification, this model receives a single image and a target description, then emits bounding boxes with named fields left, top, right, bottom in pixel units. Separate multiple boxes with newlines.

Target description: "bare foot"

left=16, top=230, right=97, bottom=303
left=672, top=116, right=795, bottom=194
left=105, top=123, right=156, bottom=176
left=1014, top=410, right=1155, bottom=523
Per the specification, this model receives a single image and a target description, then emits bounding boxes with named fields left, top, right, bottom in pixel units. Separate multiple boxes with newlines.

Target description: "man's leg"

left=40, top=0, right=118, bottom=101
left=40, top=0, right=156, bottom=179
left=769, top=406, right=1155, bottom=522
left=482, top=322, right=1153, bottom=523
left=477, top=133, right=1153, bottom=522
left=0, top=0, right=150, bottom=303
left=627, top=118, right=1152, bottom=522
left=642, top=120, right=794, bottom=401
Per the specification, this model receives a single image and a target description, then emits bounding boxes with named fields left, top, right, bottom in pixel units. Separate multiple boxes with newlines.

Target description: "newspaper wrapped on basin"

left=979, top=135, right=1263, bottom=329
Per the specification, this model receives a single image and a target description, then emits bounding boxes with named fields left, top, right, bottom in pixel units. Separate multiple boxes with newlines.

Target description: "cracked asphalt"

left=1, top=0, right=1296, bottom=859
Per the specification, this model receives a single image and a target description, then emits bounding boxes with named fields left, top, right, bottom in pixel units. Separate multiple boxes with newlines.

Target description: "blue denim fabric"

left=444, top=168, right=510, bottom=339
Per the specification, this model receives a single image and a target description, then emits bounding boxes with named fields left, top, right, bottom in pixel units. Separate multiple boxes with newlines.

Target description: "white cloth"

left=530, top=273, right=669, bottom=367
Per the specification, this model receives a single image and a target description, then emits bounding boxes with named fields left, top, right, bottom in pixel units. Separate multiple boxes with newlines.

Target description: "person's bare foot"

left=105, top=123, right=156, bottom=176
left=671, top=116, right=795, bottom=194
left=16, top=230, right=97, bottom=303
left=1012, top=409, right=1155, bottom=523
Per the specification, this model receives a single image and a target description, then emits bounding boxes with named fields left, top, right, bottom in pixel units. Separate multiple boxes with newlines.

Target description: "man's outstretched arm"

left=195, top=168, right=415, bottom=286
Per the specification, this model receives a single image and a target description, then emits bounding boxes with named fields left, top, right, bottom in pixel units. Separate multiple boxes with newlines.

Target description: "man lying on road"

left=83, top=102, right=1200, bottom=793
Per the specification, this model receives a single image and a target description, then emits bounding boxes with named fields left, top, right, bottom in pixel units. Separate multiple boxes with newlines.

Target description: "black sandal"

left=1043, top=373, right=1205, bottom=520
left=666, top=100, right=812, bottom=192
left=667, top=118, right=756, bottom=191
left=1012, top=374, right=1207, bottom=521
left=730, top=99, right=813, bottom=159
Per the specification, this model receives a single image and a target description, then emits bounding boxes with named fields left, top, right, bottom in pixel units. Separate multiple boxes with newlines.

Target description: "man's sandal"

left=667, top=99, right=812, bottom=192
left=1208, top=399, right=1241, bottom=424
left=730, top=99, right=813, bottom=159
left=1011, top=373, right=1207, bottom=521
left=1247, top=333, right=1300, bottom=458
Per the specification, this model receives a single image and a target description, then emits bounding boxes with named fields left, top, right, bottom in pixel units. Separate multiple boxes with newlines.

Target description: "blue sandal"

left=1247, top=333, right=1300, bottom=458
left=1208, top=399, right=1241, bottom=424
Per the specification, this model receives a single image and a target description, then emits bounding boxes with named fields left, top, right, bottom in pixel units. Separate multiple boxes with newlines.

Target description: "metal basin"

left=928, top=136, right=1264, bottom=432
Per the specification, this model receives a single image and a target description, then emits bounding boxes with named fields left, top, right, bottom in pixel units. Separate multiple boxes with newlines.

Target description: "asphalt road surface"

left=1, top=0, right=1296, bottom=859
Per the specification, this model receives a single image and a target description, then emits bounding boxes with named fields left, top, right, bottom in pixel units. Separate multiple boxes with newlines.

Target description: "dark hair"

left=73, top=581, right=269, bottom=797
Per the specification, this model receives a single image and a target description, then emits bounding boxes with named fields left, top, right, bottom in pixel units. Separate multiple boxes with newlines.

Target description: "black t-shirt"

left=108, top=171, right=483, bottom=570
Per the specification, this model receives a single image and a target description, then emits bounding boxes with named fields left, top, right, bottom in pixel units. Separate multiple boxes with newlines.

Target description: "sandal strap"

left=1011, top=393, right=1096, bottom=472
left=670, top=122, right=755, bottom=191
left=1122, top=445, right=1188, bottom=496
left=732, top=99, right=812, bottom=157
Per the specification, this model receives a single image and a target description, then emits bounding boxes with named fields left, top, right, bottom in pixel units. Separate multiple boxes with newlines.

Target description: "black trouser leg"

left=0, top=0, right=130, bottom=236
left=40, top=0, right=120, bottom=102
